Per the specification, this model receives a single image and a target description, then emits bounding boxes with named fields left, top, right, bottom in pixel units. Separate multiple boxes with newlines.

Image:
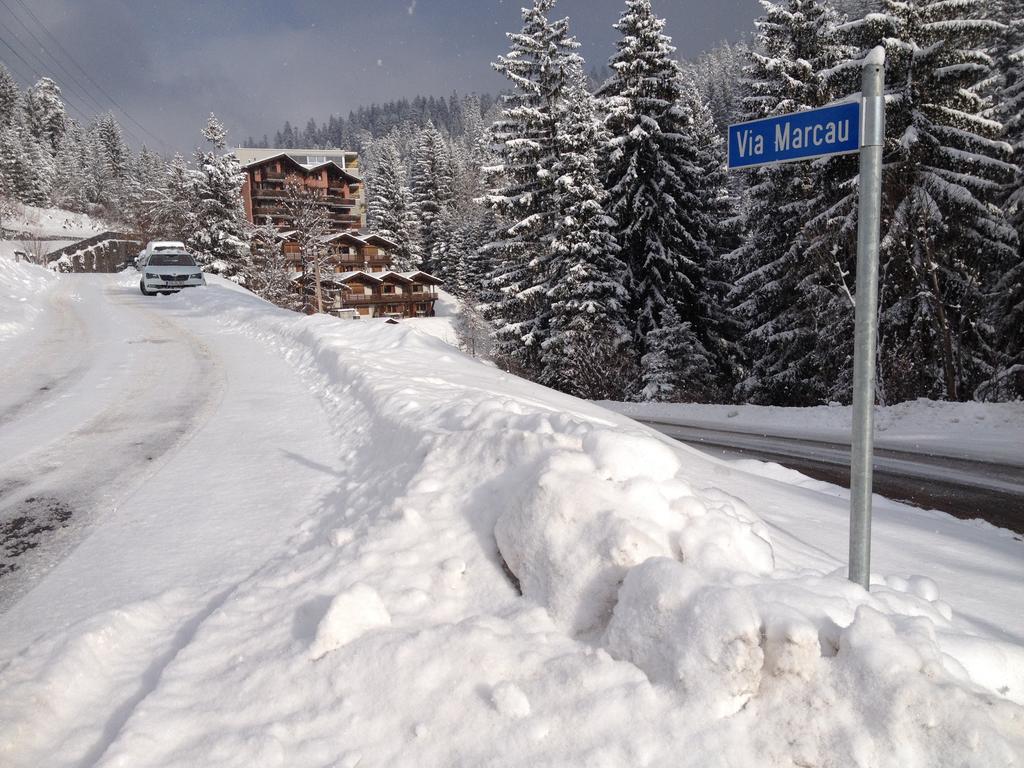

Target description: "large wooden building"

left=283, top=231, right=442, bottom=318
left=234, top=147, right=442, bottom=318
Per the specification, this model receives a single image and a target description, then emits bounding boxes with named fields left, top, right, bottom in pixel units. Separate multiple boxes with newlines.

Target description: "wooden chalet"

left=284, top=231, right=442, bottom=318
left=239, top=152, right=363, bottom=230
left=235, top=147, right=444, bottom=317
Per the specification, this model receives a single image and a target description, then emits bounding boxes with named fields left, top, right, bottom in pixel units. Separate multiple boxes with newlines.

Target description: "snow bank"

left=3, top=203, right=107, bottom=239
left=2, top=280, right=1021, bottom=767
left=603, top=399, right=1024, bottom=465
left=0, top=256, right=56, bottom=342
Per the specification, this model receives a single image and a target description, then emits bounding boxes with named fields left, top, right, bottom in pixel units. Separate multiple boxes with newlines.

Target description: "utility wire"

left=0, top=10, right=152, bottom=148
left=0, top=34, right=93, bottom=124
left=0, top=0, right=109, bottom=115
left=6, top=0, right=171, bottom=150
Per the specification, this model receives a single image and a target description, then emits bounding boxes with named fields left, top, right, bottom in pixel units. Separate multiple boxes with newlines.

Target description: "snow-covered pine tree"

left=25, top=77, right=67, bottom=154
left=730, top=0, right=855, bottom=405
left=639, top=305, right=714, bottom=401
left=985, top=0, right=1024, bottom=397
left=540, top=60, right=631, bottom=399
left=148, top=153, right=197, bottom=242
left=246, top=217, right=300, bottom=311
left=848, top=1, right=1017, bottom=402
left=50, top=122, right=89, bottom=212
left=122, top=146, right=168, bottom=241
left=188, top=114, right=250, bottom=280
left=409, top=121, right=456, bottom=274
left=690, top=40, right=750, bottom=132
left=600, top=0, right=732, bottom=401
left=0, top=65, right=19, bottom=130
left=366, top=131, right=420, bottom=269
left=483, top=0, right=580, bottom=378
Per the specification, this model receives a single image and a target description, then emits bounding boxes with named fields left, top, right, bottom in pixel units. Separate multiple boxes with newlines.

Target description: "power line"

left=6, top=0, right=171, bottom=150
left=0, top=34, right=93, bottom=124
left=0, top=0, right=109, bottom=115
left=0, top=7, right=153, bottom=149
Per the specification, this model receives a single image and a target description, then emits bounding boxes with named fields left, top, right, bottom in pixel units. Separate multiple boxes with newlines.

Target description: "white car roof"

left=148, top=241, right=186, bottom=250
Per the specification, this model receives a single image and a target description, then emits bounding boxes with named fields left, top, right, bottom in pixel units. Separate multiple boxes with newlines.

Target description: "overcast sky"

left=2, top=0, right=759, bottom=154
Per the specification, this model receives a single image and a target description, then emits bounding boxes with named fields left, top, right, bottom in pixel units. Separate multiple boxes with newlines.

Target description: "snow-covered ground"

left=0, top=257, right=55, bottom=342
left=1, top=268, right=1022, bottom=767
left=398, top=288, right=460, bottom=347
left=2, top=203, right=108, bottom=239
left=603, top=399, right=1024, bottom=466
left=0, top=204, right=108, bottom=266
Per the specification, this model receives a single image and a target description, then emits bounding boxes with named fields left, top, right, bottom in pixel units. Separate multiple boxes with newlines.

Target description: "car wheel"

left=140, top=280, right=154, bottom=296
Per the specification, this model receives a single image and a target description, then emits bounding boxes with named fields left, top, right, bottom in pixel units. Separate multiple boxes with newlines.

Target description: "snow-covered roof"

left=238, top=152, right=362, bottom=183
left=333, top=270, right=382, bottom=284
left=375, top=271, right=414, bottom=284
left=319, top=232, right=367, bottom=246
left=290, top=272, right=352, bottom=289
left=397, top=270, right=443, bottom=285
left=359, top=233, right=398, bottom=249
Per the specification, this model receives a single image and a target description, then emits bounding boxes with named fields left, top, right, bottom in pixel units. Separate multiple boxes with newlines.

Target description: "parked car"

left=139, top=249, right=205, bottom=295
left=135, top=240, right=187, bottom=270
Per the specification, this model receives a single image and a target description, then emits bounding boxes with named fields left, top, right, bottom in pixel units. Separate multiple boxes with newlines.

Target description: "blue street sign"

left=728, top=101, right=861, bottom=169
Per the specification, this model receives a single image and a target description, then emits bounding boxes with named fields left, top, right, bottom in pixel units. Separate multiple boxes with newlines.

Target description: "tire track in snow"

left=0, top=281, right=94, bottom=427
left=0, top=278, right=227, bottom=611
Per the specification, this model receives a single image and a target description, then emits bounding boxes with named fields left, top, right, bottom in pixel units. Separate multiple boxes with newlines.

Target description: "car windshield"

left=149, top=253, right=196, bottom=267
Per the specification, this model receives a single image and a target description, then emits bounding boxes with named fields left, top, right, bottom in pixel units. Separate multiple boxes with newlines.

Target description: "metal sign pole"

left=848, top=48, right=885, bottom=590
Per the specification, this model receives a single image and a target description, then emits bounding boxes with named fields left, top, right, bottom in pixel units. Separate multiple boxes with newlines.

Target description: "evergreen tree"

left=25, top=77, right=67, bottom=154
left=599, top=0, right=731, bottom=400
left=0, top=65, right=20, bottom=129
left=409, top=122, right=456, bottom=273
left=639, top=305, right=713, bottom=401
left=483, top=0, right=580, bottom=377
left=540, top=61, right=631, bottom=399
left=366, top=131, right=420, bottom=269
left=122, top=146, right=168, bottom=241
left=730, top=0, right=855, bottom=405
left=188, top=114, right=250, bottom=280
left=986, top=0, right=1024, bottom=397
left=848, top=1, right=1016, bottom=402
left=148, top=153, right=197, bottom=242
left=246, top=217, right=300, bottom=310
left=50, top=122, right=89, bottom=212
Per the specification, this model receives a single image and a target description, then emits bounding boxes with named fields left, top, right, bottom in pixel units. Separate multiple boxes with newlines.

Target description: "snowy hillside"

left=1, top=274, right=1021, bottom=767
left=2, top=203, right=108, bottom=240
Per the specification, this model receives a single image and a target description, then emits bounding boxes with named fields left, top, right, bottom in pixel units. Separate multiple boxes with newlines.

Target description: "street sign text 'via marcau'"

left=728, top=101, right=861, bottom=169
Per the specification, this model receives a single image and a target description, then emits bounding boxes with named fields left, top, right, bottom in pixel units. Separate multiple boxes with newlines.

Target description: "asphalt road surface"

left=639, top=420, right=1024, bottom=534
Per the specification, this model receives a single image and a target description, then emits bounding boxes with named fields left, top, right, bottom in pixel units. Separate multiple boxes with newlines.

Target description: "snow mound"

left=309, top=583, right=391, bottom=660
left=0, top=256, right=56, bottom=342
left=2, top=280, right=1021, bottom=767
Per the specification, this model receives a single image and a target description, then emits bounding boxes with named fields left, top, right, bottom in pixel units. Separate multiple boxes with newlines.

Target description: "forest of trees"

left=2, top=0, right=1022, bottom=406
left=244, top=93, right=498, bottom=153
left=0, top=64, right=250, bottom=278
left=360, top=0, right=1024, bottom=404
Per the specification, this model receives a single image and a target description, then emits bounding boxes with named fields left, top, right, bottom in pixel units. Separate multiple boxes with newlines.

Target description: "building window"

left=306, top=155, right=327, bottom=165
left=383, top=284, right=395, bottom=294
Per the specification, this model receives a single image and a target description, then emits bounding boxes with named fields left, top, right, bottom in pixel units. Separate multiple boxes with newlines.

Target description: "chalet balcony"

left=250, top=186, right=357, bottom=208
left=336, top=291, right=438, bottom=305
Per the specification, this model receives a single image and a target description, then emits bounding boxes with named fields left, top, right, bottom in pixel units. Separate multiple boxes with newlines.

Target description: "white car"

left=136, top=240, right=187, bottom=270
left=139, top=250, right=206, bottom=295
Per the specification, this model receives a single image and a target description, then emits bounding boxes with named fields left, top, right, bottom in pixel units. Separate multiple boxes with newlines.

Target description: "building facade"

left=234, top=147, right=442, bottom=318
